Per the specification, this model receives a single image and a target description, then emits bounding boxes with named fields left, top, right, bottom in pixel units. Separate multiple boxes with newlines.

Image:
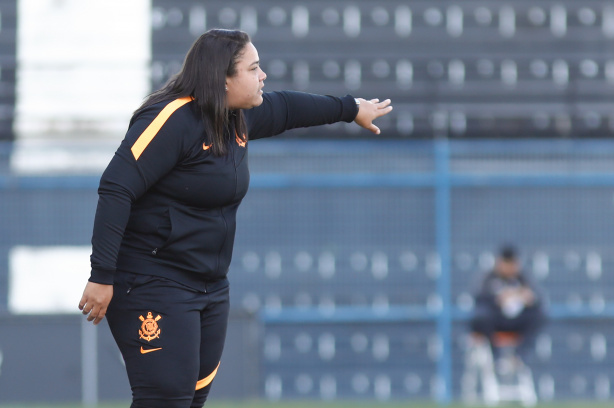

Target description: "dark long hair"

left=138, top=29, right=251, bottom=156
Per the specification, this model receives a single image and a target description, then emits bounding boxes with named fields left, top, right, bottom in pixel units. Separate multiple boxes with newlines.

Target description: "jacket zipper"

left=216, top=143, right=236, bottom=272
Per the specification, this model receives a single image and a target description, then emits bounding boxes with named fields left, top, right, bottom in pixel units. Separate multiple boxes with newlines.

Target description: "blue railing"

left=248, top=138, right=614, bottom=404
left=3, top=138, right=614, bottom=403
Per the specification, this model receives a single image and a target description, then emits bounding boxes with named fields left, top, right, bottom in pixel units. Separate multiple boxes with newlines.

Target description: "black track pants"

left=470, top=305, right=545, bottom=358
left=106, top=272, right=229, bottom=408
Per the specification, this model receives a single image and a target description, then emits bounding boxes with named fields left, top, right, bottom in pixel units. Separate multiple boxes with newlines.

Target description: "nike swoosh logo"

left=203, top=143, right=211, bottom=150
left=235, top=133, right=246, bottom=148
left=140, top=347, right=162, bottom=354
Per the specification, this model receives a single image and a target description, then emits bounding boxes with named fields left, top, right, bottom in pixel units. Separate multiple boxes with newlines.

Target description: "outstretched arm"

left=245, top=91, right=393, bottom=139
left=354, top=98, right=393, bottom=135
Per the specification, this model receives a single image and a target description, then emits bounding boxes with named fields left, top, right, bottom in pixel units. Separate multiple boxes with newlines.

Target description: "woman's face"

left=226, top=42, right=267, bottom=110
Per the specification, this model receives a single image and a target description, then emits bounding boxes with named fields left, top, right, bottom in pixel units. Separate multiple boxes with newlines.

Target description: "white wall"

left=8, top=245, right=91, bottom=314
left=14, top=0, right=151, bottom=139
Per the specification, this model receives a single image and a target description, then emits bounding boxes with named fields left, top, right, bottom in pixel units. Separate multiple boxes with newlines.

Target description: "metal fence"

left=239, top=139, right=614, bottom=403
left=1, top=139, right=614, bottom=404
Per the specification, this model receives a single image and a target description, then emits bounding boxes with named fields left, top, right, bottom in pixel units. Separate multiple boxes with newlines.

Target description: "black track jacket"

left=89, top=91, right=358, bottom=290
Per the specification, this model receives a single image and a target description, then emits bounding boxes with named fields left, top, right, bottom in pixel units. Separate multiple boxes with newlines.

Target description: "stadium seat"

left=462, top=332, right=538, bottom=406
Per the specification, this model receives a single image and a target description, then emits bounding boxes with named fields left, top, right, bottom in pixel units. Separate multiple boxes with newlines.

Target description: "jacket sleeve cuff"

left=89, top=267, right=116, bottom=285
left=340, top=94, right=359, bottom=123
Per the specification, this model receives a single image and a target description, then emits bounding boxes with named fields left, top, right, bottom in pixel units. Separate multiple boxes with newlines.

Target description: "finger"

left=368, top=124, right=381, bottom=135
left=94, top=308, right=107, bottom=325
left=375, top=105, right=393, bottom=118
left=376, top=99, right=392, bottom=108
left=78, top=294, right=87, bottom=311
left=80, top=297, right=91, bottom=314
left=86, top=305, right=99, bottom=322
left=369, top=98, right=379, bottom=104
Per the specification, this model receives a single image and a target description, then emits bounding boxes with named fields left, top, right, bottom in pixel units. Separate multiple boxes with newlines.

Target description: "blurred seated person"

left=470, top=246, right=545, bottom=363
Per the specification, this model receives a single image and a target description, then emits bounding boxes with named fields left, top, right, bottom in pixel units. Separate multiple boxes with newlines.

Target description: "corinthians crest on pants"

left=139, top=311, right=161, bottom=341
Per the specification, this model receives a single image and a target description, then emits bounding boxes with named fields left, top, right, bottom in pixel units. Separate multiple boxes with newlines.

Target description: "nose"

left=260, top=69, right=267, bottom=81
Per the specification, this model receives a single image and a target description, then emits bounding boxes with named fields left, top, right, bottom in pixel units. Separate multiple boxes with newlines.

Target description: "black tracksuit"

left=90, top=91, right=358, bottom=407
left=470, top=271, right=545, bottom=358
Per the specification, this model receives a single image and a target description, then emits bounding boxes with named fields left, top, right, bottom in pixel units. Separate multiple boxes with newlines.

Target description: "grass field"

left=1, top=401, right=614, bottom=408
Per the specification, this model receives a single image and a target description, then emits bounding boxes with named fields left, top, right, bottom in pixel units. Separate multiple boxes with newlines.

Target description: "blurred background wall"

left=1, top=0, right=614, bottom=405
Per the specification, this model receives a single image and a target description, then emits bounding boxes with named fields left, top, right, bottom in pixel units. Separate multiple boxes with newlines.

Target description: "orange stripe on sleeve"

left=130, top=96, right=194, bottom=160
left=195, top=362, right=220, bottom=390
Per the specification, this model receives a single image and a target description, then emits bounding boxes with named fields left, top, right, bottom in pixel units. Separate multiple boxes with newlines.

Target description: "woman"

left=79, top=29, right=392, bottom=408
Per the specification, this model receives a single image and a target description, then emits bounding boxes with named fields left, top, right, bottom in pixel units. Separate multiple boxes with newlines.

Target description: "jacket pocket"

left=154, top=205, right=226, bottom=271
left=151, top=208, right=172, bottom=255
left=126, top=273, right=160, bottom=295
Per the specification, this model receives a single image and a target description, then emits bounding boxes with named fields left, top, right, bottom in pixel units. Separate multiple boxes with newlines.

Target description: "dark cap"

left=499, top=245, right=518, bottom=261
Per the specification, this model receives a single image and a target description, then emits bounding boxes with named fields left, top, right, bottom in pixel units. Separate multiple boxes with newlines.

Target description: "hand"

left=78, top=281, right=113, bottom=325
left=354, top=98, right=393, bottom=135
left=520, top=287, right=536, bottom=306
left=496, top=288, right=516, bottom=306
